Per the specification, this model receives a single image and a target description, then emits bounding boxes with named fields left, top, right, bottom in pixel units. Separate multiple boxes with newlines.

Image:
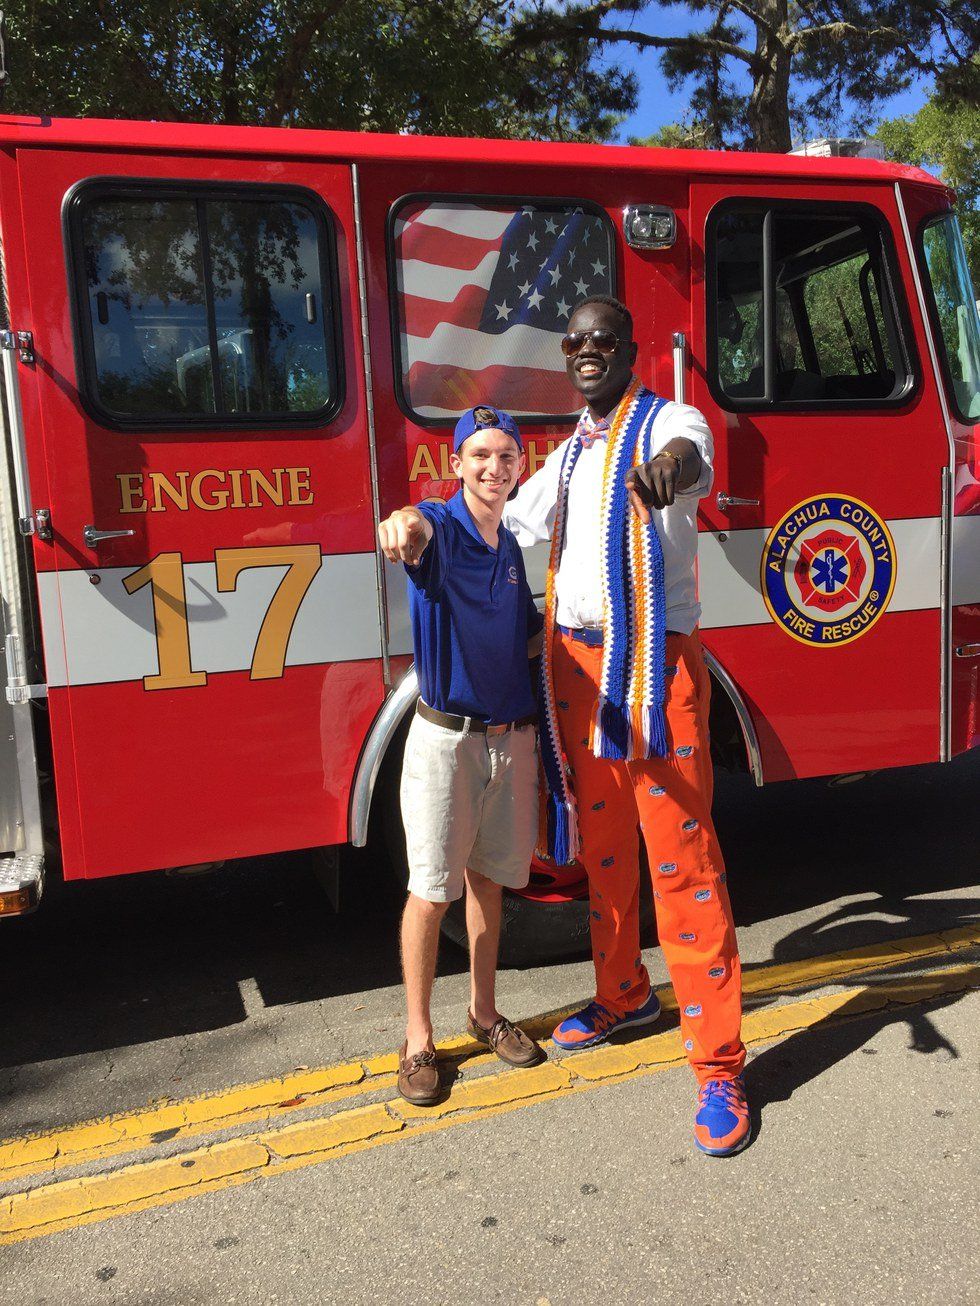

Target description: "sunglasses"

left=560, top=328, right=622, bottom=357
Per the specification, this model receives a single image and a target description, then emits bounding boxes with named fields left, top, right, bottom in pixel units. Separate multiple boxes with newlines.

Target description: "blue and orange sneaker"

left=552, top=988, right=662, bottom=1051
left=694, top=1075, right=751, bottom=1156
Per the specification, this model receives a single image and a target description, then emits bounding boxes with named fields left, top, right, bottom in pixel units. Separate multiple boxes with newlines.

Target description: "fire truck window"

left=796, top=227, right=897, bottom=395
left=711, top=204, right=910, bottom=408
left=921, top=214, right=980, bottom=422
left=81, top=198, right=212, bottom=417
left=205, top=199, right=332, bottom=414
left=390, top=198, right=616, bottom=421
left=76, top=189, right=338, bottom=425
left=715, top=212, right=765, bottom=399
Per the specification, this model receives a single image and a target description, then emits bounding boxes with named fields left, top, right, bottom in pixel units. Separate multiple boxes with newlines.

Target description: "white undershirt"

left=504, top=399, right=714, bottom=635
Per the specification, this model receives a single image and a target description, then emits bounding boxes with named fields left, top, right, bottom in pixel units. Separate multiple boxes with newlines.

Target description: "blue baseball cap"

left=453, top=404, right=523, bottom=454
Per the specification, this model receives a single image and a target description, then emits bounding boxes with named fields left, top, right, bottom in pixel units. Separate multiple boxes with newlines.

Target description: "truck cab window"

left=920, top=213, right=980, bottom=423
left=70, top=184, right=341, bottom=427
left=710, top=204, right=912, bottom=409
left=389, top=196, right=615, bottom=423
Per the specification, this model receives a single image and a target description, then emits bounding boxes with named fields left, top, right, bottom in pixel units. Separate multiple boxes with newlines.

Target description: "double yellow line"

left=1, top=925, right=977, bottom=1246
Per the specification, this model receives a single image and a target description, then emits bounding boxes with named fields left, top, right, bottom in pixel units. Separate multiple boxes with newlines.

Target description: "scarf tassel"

left=591, top=693, right=631, bottom=760
left=591, top=696, right=669, bottom=762
left=646, top=703, right=668, bottom=759
left=546, top=790, right=580, bottom=865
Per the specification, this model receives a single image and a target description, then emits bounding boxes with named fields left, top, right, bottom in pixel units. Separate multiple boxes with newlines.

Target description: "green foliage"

left=517, top=0, right=979, bottom=153
left=0, top=0, right=636, bottom=142
left=876, top=84, right=980, bottom=278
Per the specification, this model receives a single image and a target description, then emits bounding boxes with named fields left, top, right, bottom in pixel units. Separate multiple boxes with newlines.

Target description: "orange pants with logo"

left=553, top=628, right=745, bottom=1083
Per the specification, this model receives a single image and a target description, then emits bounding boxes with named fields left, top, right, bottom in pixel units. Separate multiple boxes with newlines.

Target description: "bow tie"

left=577, top=416, right=610, bottom=449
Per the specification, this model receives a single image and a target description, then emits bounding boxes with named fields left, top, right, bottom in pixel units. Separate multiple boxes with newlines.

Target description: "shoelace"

left=577, top=1000, right=614, bottom=1032
left=488, top=1017, right=518, bottom=1048
left=699, top=1077, right=745, bottom=1110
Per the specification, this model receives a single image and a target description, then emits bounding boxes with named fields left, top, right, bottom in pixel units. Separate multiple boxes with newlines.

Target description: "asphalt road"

left=0, top=751, right=977, bottom=1303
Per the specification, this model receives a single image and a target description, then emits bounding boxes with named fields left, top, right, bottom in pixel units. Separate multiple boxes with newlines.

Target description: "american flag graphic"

left=393, top=201, right=615, bottom=420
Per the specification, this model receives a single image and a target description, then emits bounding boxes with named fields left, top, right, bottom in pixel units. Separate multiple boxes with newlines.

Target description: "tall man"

left=505, top=296, right=750, bottom=1156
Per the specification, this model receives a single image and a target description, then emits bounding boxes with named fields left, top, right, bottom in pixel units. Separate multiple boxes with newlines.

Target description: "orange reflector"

left=0, top=886, right=37, bottom=916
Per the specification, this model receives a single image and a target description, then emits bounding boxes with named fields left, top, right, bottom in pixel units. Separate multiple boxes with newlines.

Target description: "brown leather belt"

left=416, top=700, right=537, bottom=737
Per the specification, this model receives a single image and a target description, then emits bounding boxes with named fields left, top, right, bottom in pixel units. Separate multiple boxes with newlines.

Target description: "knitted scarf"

left=538, top=377, right=669, bottom=865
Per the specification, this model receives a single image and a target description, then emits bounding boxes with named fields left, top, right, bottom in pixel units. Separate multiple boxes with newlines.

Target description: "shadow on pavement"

left=0, top=845, right=466, bottom=1072
left=0, top=751, right=976, bottom=1077
left=743, top=986, right=969, bottom=1153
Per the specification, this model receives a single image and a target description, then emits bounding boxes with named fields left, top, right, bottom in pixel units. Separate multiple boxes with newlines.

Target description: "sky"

left=600, top=7, right=931, bottom=145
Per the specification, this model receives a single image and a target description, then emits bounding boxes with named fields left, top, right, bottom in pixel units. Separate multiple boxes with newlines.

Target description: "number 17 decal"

left=123, top=545, right=323, bottom=690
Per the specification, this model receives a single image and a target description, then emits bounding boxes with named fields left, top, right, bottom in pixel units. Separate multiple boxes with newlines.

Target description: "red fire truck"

left=0, top=115, right=976, bottom=957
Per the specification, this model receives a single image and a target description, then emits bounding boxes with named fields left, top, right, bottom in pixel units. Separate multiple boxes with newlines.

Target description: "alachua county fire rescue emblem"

left=761, top=494, right=897, bottom=647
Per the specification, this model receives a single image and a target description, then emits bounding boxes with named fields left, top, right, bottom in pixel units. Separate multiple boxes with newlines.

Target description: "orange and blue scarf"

left=539, top=378, right=669, bottom=864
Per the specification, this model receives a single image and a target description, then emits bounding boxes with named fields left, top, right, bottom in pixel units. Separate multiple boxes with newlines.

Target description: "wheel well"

left=708, top=671, right=750, bottom=774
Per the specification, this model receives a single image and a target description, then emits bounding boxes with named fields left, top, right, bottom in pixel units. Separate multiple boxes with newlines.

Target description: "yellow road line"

left=1, top=922, right=976, bottom=1185
left=1, top=961, right=976, bottom=1247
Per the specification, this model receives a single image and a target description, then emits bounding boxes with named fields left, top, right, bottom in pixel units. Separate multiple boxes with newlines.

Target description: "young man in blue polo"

left=378, top=405, right=545, bottom=1106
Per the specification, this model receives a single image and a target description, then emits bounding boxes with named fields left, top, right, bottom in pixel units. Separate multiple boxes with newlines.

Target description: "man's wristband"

left=652, top=449, right=684, bottom=477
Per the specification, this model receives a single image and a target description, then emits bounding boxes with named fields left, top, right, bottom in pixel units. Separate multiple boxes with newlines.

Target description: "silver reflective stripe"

left=37, top=552, right=383, bottom=687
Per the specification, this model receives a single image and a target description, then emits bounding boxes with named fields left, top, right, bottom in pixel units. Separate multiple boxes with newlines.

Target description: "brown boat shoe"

left=467, top=1012, right=546, bottom=1068
left=397, top=1043, right=441, bottom=1106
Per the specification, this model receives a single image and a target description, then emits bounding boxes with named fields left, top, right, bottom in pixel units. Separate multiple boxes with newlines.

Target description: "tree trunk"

left=219, top=35, right=242, bottom=126
left=747, top=2, right=793, bottom=152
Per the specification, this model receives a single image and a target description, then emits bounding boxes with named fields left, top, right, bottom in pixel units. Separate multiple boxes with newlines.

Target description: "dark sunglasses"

left=560, top=328, right=621, bottom=357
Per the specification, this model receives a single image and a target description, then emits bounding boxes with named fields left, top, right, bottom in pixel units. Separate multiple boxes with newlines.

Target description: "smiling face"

left=564, top=300, right=638, bottom=416
left=450, top=428, right=525, bottom=510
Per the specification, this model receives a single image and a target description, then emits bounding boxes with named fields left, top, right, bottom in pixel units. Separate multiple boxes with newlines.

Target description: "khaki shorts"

left=399, top=712, right=539, bottom=903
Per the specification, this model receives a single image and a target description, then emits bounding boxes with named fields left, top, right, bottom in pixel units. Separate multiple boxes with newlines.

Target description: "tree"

left=0, top=0, right=637, bottom=143
left=876, top=85, right=980, bottom=277
left=516, top=0, right=980, bottom=152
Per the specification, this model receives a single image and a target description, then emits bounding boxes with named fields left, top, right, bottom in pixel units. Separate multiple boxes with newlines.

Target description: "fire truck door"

left=13, top=148, right=384, bottom=878
left=689, top=181, right=949, bottom=781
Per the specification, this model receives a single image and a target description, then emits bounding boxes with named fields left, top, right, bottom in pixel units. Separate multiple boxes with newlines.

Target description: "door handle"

left=83, top=525, right=135, bottom=549
left=672, top=332, right=686, bottom=404
left=716, top=492, right=760, bottom=512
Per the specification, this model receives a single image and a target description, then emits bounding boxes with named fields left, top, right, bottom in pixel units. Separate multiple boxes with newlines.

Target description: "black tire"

left=378, top=721, right=654, bottom=967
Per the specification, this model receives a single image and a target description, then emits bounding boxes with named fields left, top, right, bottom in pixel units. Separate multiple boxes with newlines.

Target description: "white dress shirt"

left=504, top=398, right=714, bottom=635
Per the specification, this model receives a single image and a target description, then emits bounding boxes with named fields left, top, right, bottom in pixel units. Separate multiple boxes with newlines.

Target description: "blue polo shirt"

left=406, top=491, right=542, bottom=725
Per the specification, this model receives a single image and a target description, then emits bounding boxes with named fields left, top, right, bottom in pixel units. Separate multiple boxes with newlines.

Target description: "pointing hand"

left=378, top=507, right=433, bottom=566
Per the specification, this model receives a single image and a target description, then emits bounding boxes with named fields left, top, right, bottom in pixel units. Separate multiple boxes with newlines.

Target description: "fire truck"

left=0, top=115, right=976, bottom=958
